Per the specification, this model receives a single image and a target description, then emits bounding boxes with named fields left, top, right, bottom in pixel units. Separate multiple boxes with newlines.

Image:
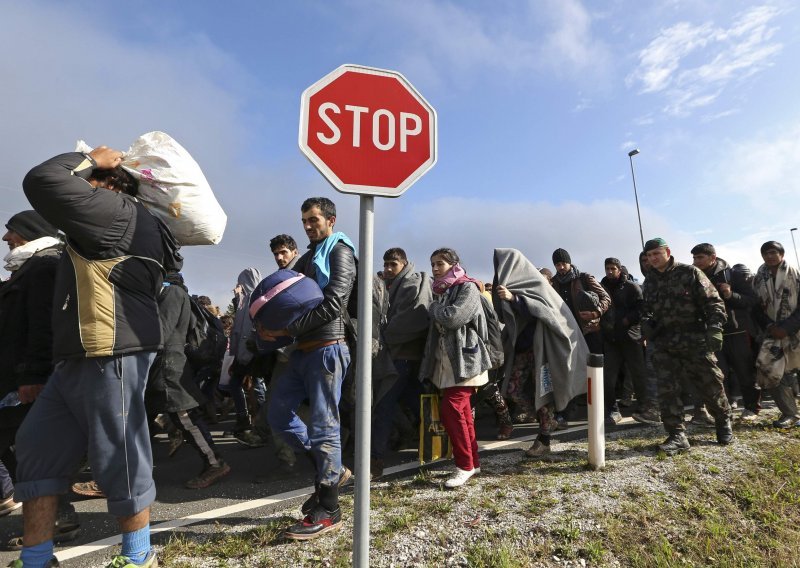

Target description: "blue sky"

left=1, top=0, right=798, bottom=307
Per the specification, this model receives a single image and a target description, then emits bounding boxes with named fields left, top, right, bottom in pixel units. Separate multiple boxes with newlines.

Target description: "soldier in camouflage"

left=641, top=238, right=734, bottom=454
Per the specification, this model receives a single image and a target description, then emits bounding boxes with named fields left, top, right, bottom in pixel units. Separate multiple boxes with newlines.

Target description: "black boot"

left=233, top=413, right=251, bottom=435
left=716, top=418, right=734, bottom=445
left=490, top=391, right=513, bottom=440
left=658, top=432, right=690, bottom=455
left=286, top=485, right=342, bottom=541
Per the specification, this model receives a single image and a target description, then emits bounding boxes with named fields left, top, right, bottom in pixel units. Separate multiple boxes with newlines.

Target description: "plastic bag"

left=76, top=131, right=226, bottom=245
left=419, top=393, right=453, bottom=464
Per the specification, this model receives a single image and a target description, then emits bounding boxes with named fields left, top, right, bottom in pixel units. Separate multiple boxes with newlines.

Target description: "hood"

left=237, top=267, right=262, bottom=297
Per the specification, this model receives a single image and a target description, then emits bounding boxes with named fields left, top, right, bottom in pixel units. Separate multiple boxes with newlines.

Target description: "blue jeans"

left=268, top=342, right=350, bottom=486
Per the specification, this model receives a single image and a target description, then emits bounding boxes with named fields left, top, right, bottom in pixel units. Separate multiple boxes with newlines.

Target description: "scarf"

left=312, top=232, right=356, bottom=290
left=754, top=260, right=800, bottom=388
left=432, top=263, right=479, bottom=295
left=553, top=265, right=580, bottom=285
left=3, top=236, right=61, bottom=272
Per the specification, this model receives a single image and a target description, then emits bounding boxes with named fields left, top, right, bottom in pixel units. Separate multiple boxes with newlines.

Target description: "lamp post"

left=628, top=149, right=645, bottom=249
left=791, top=228, right=799, bottom=268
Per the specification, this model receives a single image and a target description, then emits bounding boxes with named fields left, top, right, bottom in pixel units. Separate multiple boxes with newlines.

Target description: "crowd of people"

left=1, top=145, right=799, bottom=567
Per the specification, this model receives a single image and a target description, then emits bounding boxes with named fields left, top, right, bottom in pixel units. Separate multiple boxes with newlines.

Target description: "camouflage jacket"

left=642, top=257, right=727, bottom=352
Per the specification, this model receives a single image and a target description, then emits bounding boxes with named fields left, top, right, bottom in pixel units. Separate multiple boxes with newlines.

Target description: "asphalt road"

left=0, top=402, right=612, bottom=567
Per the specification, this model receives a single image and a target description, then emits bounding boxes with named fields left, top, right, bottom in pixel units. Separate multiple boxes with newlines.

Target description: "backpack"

left=479, top=294, right=505, bottom=370
left=185, top=296, right=227, bottom=370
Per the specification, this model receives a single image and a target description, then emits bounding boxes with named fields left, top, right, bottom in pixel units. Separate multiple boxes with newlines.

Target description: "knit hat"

left=604, top=257, right=621, bottom=268
left=5, top=210, right=58, bottom=242
left=552, top=248, right=571, bottom=265
left=690, top=243, right=716, bottom=255
left=643, top=238, right=668, bottom=252
left=760, top=241, right=784, bottom=255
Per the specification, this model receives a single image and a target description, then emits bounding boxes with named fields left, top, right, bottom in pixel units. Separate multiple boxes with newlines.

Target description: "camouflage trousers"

left=651, top=348, right=732, bottom=434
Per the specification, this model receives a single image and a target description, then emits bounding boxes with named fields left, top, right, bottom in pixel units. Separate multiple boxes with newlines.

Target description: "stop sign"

left=299, top=64, right=437, bottom=197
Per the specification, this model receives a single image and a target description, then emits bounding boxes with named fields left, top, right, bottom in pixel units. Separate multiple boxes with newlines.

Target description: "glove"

left=705, top=328, right=723, bottom=352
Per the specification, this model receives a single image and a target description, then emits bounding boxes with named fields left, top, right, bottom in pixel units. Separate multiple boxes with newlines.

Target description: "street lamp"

left=791, top=228, right=799, bottom=268
left=628, top=149, right=645, bottom=249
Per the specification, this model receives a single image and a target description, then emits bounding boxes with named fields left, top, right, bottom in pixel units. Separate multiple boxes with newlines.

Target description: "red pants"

left=440, top=386, right=479, bottom=471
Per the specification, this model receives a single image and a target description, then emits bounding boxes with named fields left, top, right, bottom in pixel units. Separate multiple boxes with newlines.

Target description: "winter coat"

left=600, top=270, right=643, bottom=343
left=420, top=282, right=491, bottom=385
left=701, top=258, right=758, bottom=334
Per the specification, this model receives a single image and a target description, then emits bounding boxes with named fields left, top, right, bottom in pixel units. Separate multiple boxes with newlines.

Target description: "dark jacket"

left=600, top=270, right=643, bottom=343
left=148, top=281, right=202, bottom=413
left=0, top=245, right=61, bottom=399
left=288, top=241, right=356, bottom=343
left=23, top=152, right=170, bottom=360
left=553, top=271, right=611, bottom=335
left=700, top=258, right=758, bottom=334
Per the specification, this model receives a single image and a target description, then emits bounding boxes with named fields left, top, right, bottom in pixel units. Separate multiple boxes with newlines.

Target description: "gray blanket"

left=493, top=248, right=589, bottom=412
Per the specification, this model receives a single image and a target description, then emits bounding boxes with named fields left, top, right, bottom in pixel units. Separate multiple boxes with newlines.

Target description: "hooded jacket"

left=493, top=249, right=589, bottom=412
left=23, top=152, right=179, bottom=360
left=230, top=267, right=262, bottom=365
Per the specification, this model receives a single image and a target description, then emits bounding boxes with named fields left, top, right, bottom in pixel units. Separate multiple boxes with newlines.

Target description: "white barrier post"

left=587, top=353, right=605, bottom=470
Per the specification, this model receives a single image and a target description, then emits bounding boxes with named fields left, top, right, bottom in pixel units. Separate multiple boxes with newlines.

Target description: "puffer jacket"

left=23, top=152, right=175, bottom=360
left=288, top=241, right=356, bottom=343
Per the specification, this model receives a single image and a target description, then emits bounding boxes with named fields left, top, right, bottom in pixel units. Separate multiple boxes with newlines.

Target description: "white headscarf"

left=3, top=236, right=61, bottom=272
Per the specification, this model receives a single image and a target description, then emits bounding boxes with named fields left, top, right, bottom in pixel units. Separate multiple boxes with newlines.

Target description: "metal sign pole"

left=352, top=194, right=374, bottom=567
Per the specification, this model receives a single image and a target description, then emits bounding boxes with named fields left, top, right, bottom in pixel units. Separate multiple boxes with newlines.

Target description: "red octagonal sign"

left=299, top=64, right=437, bottom=197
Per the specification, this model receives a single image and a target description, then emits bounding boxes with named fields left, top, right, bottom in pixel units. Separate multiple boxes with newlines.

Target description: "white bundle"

left=76, top=131, right=227, bottom=245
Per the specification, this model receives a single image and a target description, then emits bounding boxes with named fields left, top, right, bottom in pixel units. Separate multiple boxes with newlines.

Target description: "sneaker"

left=444, top=467, right=477, bottom=488
left=284, top=505, right=342, bottom=541
left=185, top=459, right=231, bottom=489
left=234, top=430, right=266, bottom=449
left=6, top=510, right=81, bottom=551
left=7, top=558, right=59, bottom=567
left=632, top=407, right=661, bottom=425
left=106, top=551, right=158, bottom=567
left=716, top=419, right=734, bottom=445
left=301, top=466, right=352, bottom=515
left=524, top=440, right=551, bottom=459
left=739, top=409, right=759, bottom=422
left=772, top=415, right=798, bottom=428
left=691, top=407, right=715, bottom=428
left=658, top=432, right=690, bottom=455
left=606, top=411, right=622, bottom=426
left=72, top=480, right=106, bottom=498
left=0, top=494, right=21, bottom=517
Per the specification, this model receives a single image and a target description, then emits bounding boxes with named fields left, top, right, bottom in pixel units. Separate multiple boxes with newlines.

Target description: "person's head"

left=604, top=257, right=622, bottom=280
left=382, top=247, right=408, bottom=279
left=760, top=241, right=785, bottom=270
left=300, top=197, right=336, bottom=243
left=552, top=248, right=572, bottom=275
left=539, top=267, right=553, bottom=283
left=220, top=314, right=234, bottom=335
left=430, top=247, right=459, bottom=279
left=644, top=238, right=670, bottom=272
left=3, top=210, right=59, bottom=251
left=691, top=243, right=717, bottom=270
left=197, top=295, right=213, bottom=307
left=270, top=234, right=299, bottom=268
left=88, top=167, right=139, bottom=196
left=639, top=251, right=651, bottom=273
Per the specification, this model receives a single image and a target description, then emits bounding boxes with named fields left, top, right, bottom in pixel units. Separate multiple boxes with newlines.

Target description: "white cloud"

left=627, top=5, right=783, bottom=116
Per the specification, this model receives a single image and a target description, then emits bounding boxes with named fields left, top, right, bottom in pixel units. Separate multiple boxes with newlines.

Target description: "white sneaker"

left=739, top=409, right=758, bottom=422
left=444, top=467, right=477, bottom=488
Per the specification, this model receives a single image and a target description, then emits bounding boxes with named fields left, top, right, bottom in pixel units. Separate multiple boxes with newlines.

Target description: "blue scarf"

left=313, top=232, right=356, bottom=289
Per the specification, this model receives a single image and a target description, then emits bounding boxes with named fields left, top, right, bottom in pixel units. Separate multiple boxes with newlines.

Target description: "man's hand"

left=717, top=283, right=732, bottom=299
left=18, top=384, right=44, bottom=404
left=496, top=285, right=514, bottom=302
left=88, top=146, right=125, bottom=169
left=579, top=310, right=599, bottom=322
left=256, top=322, right=289, bottom=341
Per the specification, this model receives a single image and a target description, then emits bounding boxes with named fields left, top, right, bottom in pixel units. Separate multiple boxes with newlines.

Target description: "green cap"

left=644, top=237, right=668, bottom=252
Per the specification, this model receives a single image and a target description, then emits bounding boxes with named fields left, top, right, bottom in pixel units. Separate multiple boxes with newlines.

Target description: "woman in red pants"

left=420, top=248, right=492, bottom=488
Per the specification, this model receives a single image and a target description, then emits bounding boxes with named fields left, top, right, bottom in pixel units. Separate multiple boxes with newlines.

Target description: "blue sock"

left=20, top=539, right=53, bottom=568
left=121, top=525, right=150, bottom=564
